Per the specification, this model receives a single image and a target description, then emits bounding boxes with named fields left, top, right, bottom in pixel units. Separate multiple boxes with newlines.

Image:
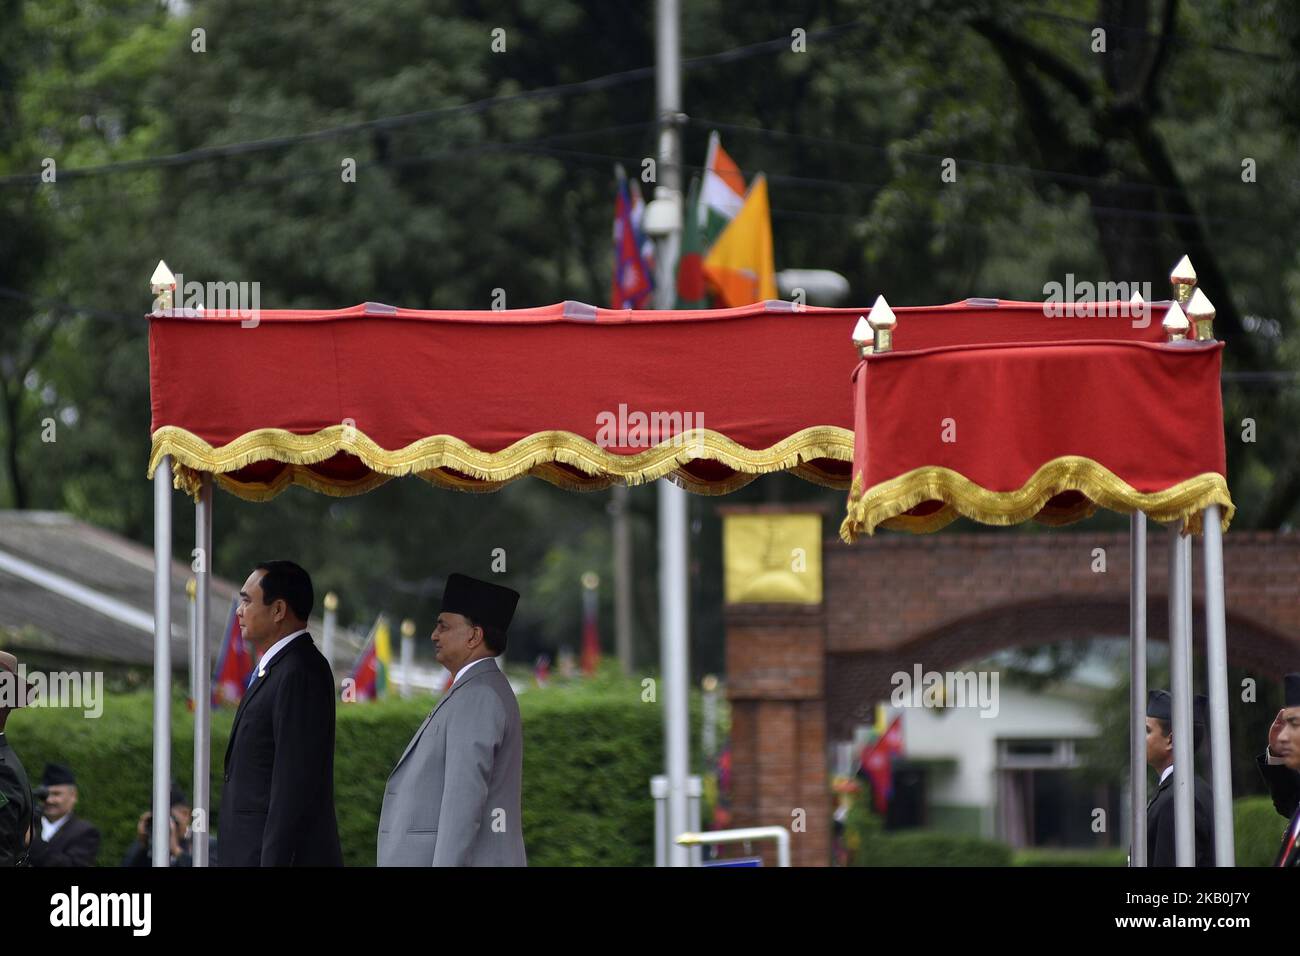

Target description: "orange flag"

left=702, top=174, right=777, bottom=307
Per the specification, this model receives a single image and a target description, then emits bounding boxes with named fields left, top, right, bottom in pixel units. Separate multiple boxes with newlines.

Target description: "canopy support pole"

left=193, top=474, right=212, bottom=866
left=1202, top=503, right=1235, bottom=865
left=152, top=455, right=173, bottom=866
left=1129, top=512, right=1147, bottom=866
left=654, top=0, right=690, bottom=868
left=1168, top=522, right=1196, bottom=866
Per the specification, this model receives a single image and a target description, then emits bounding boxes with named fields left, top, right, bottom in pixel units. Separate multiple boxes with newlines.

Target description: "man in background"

left=1145, top=689, right=1215, bottom=867
left=28, top=762, right=100, bottom=866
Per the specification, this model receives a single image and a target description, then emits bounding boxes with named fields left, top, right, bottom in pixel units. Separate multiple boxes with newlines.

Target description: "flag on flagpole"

left=674, top=174, right=709, bottom=308
left=703, top=173, right=777, bottom=307
left=211, top=596, right=253, bottom=707
left=676, top=132, right=747, bottom=308
left=349, top=614, right=392, bottom=701
left=611, top=165, right=654, bottom=309
left=699, top=130, right=746, bottom=247
left=860, top=715, right=904, bottom=815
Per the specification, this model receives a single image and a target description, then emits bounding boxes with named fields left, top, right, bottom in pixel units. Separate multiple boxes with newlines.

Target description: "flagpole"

left=652, top=0, right=690, bottom=868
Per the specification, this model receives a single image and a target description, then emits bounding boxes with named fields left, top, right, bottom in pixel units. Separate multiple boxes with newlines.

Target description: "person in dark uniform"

left=218, top=561, right=341, bottom=867
left=1257, top=671, right=1300, bottom=820
left=1270, top=674, right=1300, bottom=867
left=1145, top=689, right=1215, bottom=867
left=28, top=763, right=100, bottom=866
left=0, top=651, right=33, bottom=866
left=121, top=784, right=218, bottom=867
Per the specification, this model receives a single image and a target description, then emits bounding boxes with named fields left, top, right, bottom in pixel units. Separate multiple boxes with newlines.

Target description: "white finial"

left=150, top=260, right=176, bottom=288
left=1162, top=301, right=1190, bottom=341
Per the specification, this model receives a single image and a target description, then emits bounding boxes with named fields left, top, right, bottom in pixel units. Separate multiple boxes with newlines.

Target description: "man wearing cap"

left=1145, top=689, right=1215, bottom=867
left=0, top=651, right=32, bottom=866
left=378, top=573, right=527, bottom=866
left=220, top=561, right=341, bottom=866
left=1257, top=672, right=1300, bottom=821
left=28, top=762, right=100, bottom=867
left=1269, top=674, right=1300, bottom=867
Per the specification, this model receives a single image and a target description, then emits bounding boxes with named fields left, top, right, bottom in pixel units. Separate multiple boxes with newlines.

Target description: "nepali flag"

left=211, top=596, right=253, bottom=707
left=611, top=166, right=654, bottom=310
left=860, top=716, right=904, bottom=815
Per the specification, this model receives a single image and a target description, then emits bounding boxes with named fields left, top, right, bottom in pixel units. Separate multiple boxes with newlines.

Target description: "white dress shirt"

left=41, top=814, right=70, bottom=842
left=1159, top=765, right=1174, bottom=785
left=255, top=628, right=309, bottom=678
left=453, top=656, right=496, bottom=686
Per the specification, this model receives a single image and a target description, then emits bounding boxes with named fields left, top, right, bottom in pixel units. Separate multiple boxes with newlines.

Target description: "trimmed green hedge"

left=9, top=676, right=670, bottom=867
left=844, top=794, right=1288, bottom=867
left=861, top=831, right=1014, bottom=867
left=1013, top=848, right=1127, bottom=867
left=1234, top=795, right=1289, bottom=868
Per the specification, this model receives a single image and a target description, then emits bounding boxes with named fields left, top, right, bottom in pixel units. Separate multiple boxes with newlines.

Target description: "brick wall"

left=724, top=521, right=1300, bottom=865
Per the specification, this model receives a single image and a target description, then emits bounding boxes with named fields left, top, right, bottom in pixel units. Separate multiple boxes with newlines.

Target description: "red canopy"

left=839, top=300, right=1233, bottom=539
left=147, top=300, right=864, bottom=500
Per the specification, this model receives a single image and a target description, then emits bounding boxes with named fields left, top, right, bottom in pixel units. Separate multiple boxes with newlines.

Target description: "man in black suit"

left=1269, top=674, right=1300, bottom=867
left=1257, top=672, right=1300, bottom=821
left=218, top=561, right=341, bottom=867
left=1145, top=690, right=1215, bottom=867
left=28, top=763, right=100, bottom=866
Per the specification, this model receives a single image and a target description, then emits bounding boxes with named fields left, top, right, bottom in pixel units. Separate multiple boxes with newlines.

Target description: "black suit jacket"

left=28, top=814, right=100, bottom=867
left=1256, top=751, right=1300, bottom=819
left=218, top=633, right=342, bottom=866
left=0, top=736, right=32, bottom=866
left=1147, top=770, right=1216, bottom=867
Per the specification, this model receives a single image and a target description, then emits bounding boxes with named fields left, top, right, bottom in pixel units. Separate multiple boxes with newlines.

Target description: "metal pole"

left=654, top=0, right=690, bottom=869
left=658, top=483, right=690, bottom=869
left=186, top=578, right=196, bottom=707
left=1168, top=522, right=1195, bottom=865
left=1129, top=513, right=1147, bottom=866
left=611, top=485, right=635, bottom=675
left=400, top=619, right=416, bottom=700
left=687, top=775, right=703, bottom=866
left=651, top=775, right=668, bottom=867
left=1202, top=503, right=1235, bottom=865
left=152, top=455, right=173, bottom=867
left=192, top=475, right=212, bottom=866
left=322, top=592, right=338, bottom=681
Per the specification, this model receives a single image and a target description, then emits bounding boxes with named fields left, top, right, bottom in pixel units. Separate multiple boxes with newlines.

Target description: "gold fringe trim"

left=150, top=424, right=854, bottom=502
left=839, top=457, right=1234, bottom=541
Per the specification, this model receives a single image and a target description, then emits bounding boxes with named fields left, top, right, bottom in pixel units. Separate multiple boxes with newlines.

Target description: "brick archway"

left=723, top=516, right=1300, bottom=866
left=827, top=597, right=1299, bottom=739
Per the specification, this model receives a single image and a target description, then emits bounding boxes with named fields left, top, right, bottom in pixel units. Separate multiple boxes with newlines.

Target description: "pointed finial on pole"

left=151, top=260, right=176, bottom=312
left=1186, top=288, right=1216, bottom=342
left=1169, top=255, right=1196, bottom=307
left=851, top=315, right=873, bottom=357
left=866, top=295, right=897, bottom=353
left=1163, top=301, right=1190, bottom=342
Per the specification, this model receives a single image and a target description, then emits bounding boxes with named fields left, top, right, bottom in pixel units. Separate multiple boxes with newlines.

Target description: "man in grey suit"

left=378, top=574, right=526, bottom=866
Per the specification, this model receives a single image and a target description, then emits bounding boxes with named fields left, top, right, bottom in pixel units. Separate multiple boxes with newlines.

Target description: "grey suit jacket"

left=377, top=659, right=526, bottom=866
